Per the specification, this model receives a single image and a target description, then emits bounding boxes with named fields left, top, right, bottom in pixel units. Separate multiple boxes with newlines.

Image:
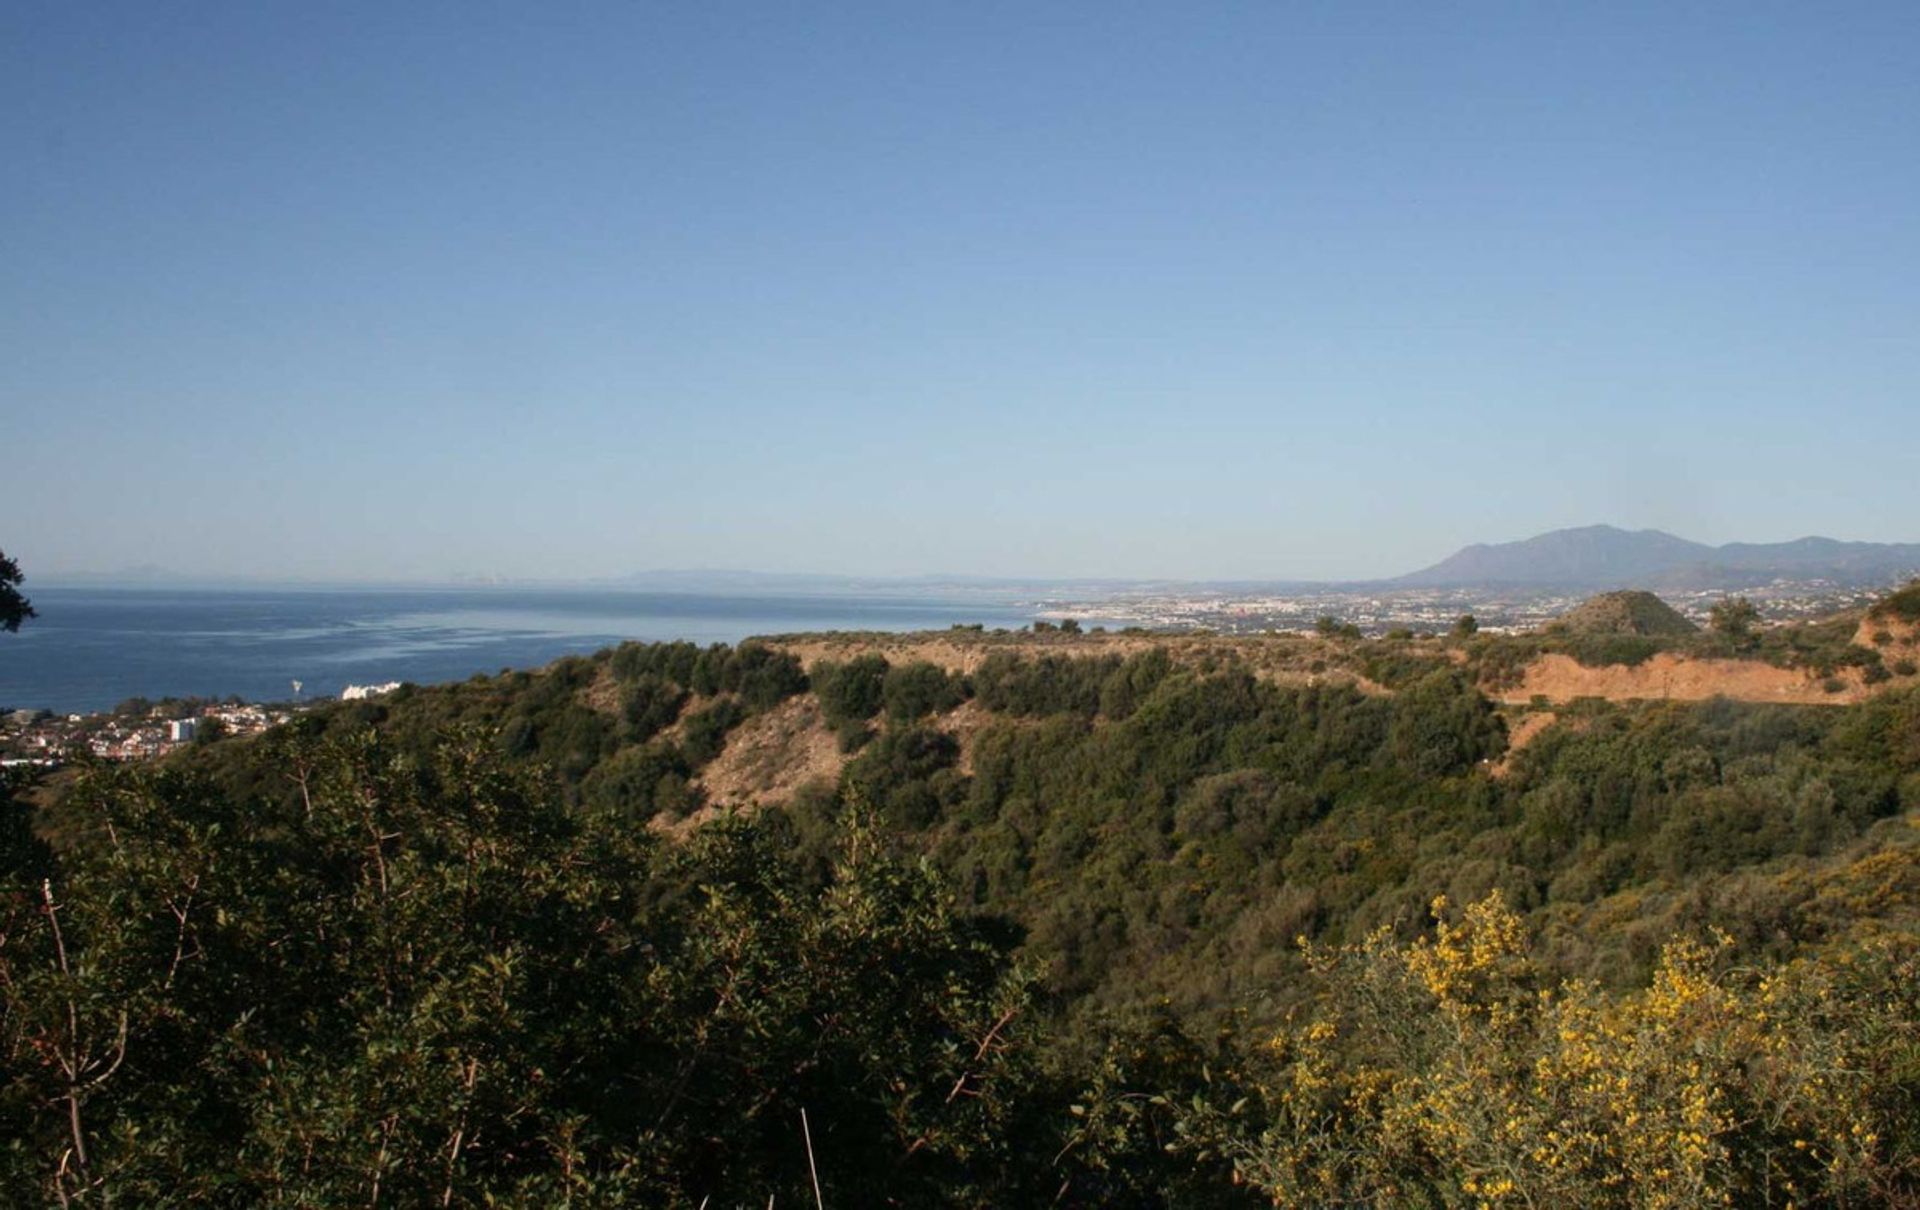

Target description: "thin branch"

left=945, top=1006, right=1019, bottom=1104
left=42, top=880, right=91, bottom=1183
left=163, top=873, right=201, bottom=990
left=801, top=1107, right=824, bottom=1210
left=78, top=1011, right=128, bottom=1092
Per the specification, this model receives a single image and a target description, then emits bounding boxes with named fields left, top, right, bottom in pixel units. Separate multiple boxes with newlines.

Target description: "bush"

left=1182, top=894, right=1920, bottom=1208
left=843, top=726, right=963, bottom=828
left=813, top=655, right=889, bottom=726
left=882, top=661, right=968, bottom=722
left=610, top=639, right=702, bottom=687
left=581, top=741, right=694, bottom=822
left=973, top=652, right=1118, bottom=717
left=1563, top=633, right=1662, bottom=668
left=722, top=643, right=808, bottom=710
left=620, top=674, right=686, bottom=742
left=1873, top=580, right=1920, bottom=622
left=1315, top=616, right=1363, bottom=641
left=1388, top=670, right=1506, bottom=777
left=1709, top=595, right=1760, bottom=641
left=681, top=698, right=747, bottom=766
left=835, top=717, right=873, bottom=753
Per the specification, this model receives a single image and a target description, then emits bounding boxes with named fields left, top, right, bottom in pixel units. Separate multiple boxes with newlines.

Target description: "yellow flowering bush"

left=1186, top=893, right=1920, bottom=1207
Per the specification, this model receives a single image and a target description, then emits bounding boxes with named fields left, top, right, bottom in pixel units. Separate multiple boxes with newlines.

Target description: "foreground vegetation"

left=7, top=620, right=1920, bottom=1204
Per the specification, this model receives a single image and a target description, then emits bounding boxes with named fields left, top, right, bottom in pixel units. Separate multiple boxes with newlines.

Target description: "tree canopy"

left=0, top=548, right=33, bottom=633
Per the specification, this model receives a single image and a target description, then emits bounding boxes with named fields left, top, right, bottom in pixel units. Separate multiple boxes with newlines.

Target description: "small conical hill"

left=1555, top=590, right=1698, bottom=636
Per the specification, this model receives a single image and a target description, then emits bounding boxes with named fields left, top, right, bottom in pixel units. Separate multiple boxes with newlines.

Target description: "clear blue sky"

left=6, top=3, right=1918, bottom=582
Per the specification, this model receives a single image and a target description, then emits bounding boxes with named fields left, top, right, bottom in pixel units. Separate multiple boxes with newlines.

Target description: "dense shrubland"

left=1464, top=589, right=1916, bottom=684
left=7, top=628, right=1920, bottom=1204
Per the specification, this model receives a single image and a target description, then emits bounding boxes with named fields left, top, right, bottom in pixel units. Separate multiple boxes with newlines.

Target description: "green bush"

left=619, top=673, right=686, bottom=741
left=681, top=698, right=747, bottom=765
left=1873, top=580, right=1920, bottom=622
left=1563, top=633, right=1663, bottom=668
left=813, top=654, right=889, bottom=726
left=882, top=660, right=968, bottom=722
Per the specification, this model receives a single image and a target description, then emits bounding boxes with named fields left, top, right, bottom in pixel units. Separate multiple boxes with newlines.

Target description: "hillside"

left=1396, top=523, right=1920, bottom=588
left=1554, top=589, right=1698, bottom=636
left=12, top=597, right=1920, bottom=1205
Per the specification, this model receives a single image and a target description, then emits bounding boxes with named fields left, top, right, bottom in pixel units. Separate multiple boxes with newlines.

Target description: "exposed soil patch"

left=929, top=699, right=994, bottom=775
left=1857, top=615, right=1920, bottom=667
left=1500, top=652, right=1867, bottom=706
left=692, top=694, right=844, bottom=813
left=653, top=693, right=722, bottom=744
left=580, top=666, right=623, bottom=716
left=1490, top=710, right=1557, bottom=779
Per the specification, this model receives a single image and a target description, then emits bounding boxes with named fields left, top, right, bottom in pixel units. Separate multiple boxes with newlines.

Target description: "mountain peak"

left=1393, top=526, right=1920, bottom=589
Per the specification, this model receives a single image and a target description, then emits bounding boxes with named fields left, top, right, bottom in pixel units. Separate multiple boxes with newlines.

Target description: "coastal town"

left=1036, top=578, right=1897, bottom=637
left=0, top=683, right=400, bottom=768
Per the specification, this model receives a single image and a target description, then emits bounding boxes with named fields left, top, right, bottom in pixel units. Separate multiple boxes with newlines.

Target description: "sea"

left=0, top=587, right=1040, bottom=714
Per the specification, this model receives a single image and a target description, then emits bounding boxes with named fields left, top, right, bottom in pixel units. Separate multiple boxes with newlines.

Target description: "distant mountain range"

left=1394, top=525, right=1920, bottom=590
left=42, top=526, right=1920, bottom=597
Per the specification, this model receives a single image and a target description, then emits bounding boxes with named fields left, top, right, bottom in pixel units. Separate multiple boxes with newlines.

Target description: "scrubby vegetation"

left=1555, top=590, right=1698, bottom=637
left=8, top=623, right=1920, bottom=1204
left=1465, top=588, right=1905, bottom=682
left=1872, top=581, right=1920, bottom=624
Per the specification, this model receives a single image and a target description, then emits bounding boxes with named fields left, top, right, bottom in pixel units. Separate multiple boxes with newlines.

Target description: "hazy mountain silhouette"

left=1395, top=525, right=1920, bottom=589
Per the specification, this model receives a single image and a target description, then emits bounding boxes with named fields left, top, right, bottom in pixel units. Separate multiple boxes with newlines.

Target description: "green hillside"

left=1556, top=589, right=1699, bottom=636
left=6, top=627, right=1920, bottom=1205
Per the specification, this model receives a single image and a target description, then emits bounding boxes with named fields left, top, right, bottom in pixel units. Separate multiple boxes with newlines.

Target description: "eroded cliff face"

left=1499, top=651, right=1877, bottom=706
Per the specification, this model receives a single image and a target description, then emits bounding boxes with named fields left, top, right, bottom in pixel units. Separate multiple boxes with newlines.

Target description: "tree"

left=813, top=654, right=889, bottom=726
left=0, top=549, right=33, bottom=633
left=1315, top=615, right=1362, bottom=641
left=1709, top=595, right=1759, bottom=642
left=1452, top=613, right=1478, bottom=638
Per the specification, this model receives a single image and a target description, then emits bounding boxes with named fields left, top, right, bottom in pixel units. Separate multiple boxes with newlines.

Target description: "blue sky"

left=6, top=3, right=1918, bottom=582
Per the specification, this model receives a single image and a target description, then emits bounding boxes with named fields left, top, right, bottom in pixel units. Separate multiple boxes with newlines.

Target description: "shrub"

left=620, top=674, right=686, bottom=742
left=1563, top=634, right=1662, bottom=668
left=813, top=654, right=888, bottom=725
left=1873, top=580, right=1920, bottom=622
left=1181, top=894, right=1920, bottom=1208
left=581, top=741, right=693, bottom=821
left=681, top=698, right=747, bottom=765
left=835, top=717, right=873, bottom=753
left=882, top=661, right=968, bottom=722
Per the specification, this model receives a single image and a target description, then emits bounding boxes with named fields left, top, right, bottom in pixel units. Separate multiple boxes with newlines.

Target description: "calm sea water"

left=0, top=588, right=1038, bottom=714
